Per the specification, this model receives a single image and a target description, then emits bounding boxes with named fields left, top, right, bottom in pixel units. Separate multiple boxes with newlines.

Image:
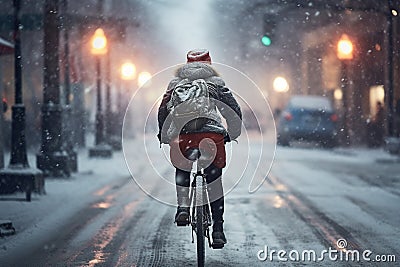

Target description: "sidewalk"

left=332, top=146, right=400, bottom=163
left=0, top=143, right=132, bottom=257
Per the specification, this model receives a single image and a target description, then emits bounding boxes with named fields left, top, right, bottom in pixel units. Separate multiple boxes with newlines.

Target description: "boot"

left=175, top=168, right=191, bottom=226
left=210, top=196, right=225, bottom=241
left=175, top=189, right=190, bottom=226
left=175, top=206, right=190, bottom=226
left=206, top=166, right=226, bottom=245
left=212, top=220, right=227, bottom=245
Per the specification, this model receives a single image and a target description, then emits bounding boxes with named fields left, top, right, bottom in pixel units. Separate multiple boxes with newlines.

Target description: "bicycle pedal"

left=176, top=221, right=190, bottom=226
left=175, top=212, right=190, bottom=226
left=211, top=243, right=224, bottom=249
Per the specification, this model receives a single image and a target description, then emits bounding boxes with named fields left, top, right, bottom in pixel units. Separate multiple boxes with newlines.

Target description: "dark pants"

left=175, top=163, right=224, bottom=223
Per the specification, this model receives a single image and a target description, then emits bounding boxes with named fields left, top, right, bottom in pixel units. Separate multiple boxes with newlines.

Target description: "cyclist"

left=157, top=49, right=242, bottom=246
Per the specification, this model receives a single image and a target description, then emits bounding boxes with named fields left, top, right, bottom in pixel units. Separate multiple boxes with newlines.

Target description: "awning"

left=0, top=37, right=14, bottom=56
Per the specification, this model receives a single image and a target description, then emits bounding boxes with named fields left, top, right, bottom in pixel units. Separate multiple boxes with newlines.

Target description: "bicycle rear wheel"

left=195, top=175, right=205, bottom=267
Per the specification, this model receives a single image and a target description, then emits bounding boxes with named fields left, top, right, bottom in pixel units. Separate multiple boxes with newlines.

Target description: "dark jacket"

left=157, top=62, right=242, bottom=143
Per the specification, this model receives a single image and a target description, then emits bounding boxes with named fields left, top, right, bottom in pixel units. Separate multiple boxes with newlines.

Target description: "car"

left=276, top=95, right=338, bottom=148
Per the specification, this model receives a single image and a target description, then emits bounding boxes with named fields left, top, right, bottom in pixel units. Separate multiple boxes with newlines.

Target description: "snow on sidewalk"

left=0, top=146, right=132, bottom=257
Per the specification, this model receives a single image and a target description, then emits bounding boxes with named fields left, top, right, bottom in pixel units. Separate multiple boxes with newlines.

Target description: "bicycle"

left=178, top=148, right=224, bottom=267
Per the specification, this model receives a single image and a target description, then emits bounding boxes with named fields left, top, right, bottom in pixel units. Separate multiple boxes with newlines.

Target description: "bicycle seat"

left=186, top=148, right=201, bottom=161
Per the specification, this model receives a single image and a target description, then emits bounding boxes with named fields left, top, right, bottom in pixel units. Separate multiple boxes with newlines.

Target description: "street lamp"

left=273, top=76, right=289, bottom=110
left=337, top=34, right=354, bottom=146
left=37, top=0, right=71, bottom=177
left=115, top=62, right=137, bottom=143
left=0, top=0, right=43, bottom=201
left=61, top=0, right=78, bottom=172
left=273, top=76, right=289, bottom=93
left=120, top=62, right=136, bottom=122
left=337, top=34, right=353, bottom=60
left=88, top=28, right=112, bottom=158
left=121, top=62, right=136, bottom=81
left=0, top=38, right=14, bottom=169
left=91, top=28, right=107, bottom=55
left=138, top=71, right=152, bottom=88
left=386, top=2, right=397, bottom=137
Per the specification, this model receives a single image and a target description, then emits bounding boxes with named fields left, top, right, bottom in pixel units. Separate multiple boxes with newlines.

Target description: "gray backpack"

left=167, top=78, right=215, bottom=132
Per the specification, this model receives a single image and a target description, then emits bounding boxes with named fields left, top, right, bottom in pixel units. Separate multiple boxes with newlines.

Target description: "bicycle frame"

left=184, top=150, right=223, bottom=266
left=189, top=164, right=213, bottom=248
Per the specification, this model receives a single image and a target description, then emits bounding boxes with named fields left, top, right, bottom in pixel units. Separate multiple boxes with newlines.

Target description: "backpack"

left=167, top=78, right=215, bottom=132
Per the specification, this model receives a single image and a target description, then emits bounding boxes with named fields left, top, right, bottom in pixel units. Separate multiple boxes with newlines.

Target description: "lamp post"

left=61, top=0, right=77, bottom=172
left=0, top=0, right=43, bottom=201
left=88, top=28, right=112, bottom=158
left=386, top=1, right=396, bottom=137
left=120, top=62, right=136, bottom=110
left=0, top=38, right=14, bottom=169
left=105, top=47, right=112, bottom=147
left=337, top=34, right=354, bottom=146
left=37, top=0, right=71, bottom=177
left=273, top=76, right=289, bottom=110
left=116, top=62, right=136, bottom=143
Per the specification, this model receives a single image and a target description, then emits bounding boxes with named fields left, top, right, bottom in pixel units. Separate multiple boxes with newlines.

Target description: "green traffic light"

left=261, top=35, right=272, bottom=46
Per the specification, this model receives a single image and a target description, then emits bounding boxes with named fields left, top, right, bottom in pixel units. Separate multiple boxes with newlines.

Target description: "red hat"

left=186, top=49, right=211, bottom=64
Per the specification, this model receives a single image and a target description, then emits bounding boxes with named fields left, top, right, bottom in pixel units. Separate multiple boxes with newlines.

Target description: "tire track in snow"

left=149, top=212, right=170, bottom=266
left=65, top=176, right=145, bottom=266
left=267, top=174, right=364, bottom=252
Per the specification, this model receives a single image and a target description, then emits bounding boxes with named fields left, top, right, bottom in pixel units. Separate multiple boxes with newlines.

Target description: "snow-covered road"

left=1, top=136, right=399, bottom=266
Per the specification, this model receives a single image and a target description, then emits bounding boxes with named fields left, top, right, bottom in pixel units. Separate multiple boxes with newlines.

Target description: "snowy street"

left=1, top=2, right=400, bottom=265
left=1, top=136, right=398, bottom=266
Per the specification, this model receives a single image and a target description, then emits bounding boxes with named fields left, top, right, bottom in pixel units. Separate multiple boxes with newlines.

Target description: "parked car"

left=276, top=95, right=338, bottom=148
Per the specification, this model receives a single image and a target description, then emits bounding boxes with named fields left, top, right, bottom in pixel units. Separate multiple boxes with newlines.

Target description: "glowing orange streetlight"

left=118, top=62, right=136, bottom=116
left=337, top=34, right=354, bottom=146
left=337, top=34, right=353, bottom=60
left=88, top=28, right=112, bottom=157
left=121, top=62, right=136, bottom=80
left=90, top=28, right=107, bottom=55
left=138, top=71, right=152, bottom=88
left=273, top=76, right=289, bottom=93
